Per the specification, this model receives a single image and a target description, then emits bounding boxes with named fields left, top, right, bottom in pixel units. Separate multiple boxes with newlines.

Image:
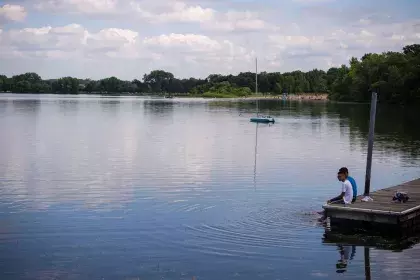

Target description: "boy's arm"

left=328, top=192, right=345, bottom=203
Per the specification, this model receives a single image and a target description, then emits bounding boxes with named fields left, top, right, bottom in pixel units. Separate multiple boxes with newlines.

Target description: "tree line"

left=0, top=44, right=419, bottom=104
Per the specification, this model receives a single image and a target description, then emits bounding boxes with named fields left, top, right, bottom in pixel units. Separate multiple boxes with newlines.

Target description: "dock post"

left=364, top=247, right=371, bottom=280
left=364, top=92, right=377, bottom=198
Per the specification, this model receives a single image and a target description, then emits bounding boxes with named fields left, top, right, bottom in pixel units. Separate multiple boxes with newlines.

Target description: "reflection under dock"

left=323, top=231, right=420, bottom=279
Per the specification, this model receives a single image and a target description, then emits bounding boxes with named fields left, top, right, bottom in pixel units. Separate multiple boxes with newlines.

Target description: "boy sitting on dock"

left=318, top=169, right=354, bottom=222
left=327, top=169, right=354, bottom=204
left=339, top=167, right=357, bottom=203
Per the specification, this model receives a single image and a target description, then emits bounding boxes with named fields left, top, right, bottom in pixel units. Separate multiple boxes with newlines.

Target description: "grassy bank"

left=188, top=92, right=240, bottom=98
left=188, top=92, right=329, bottom=100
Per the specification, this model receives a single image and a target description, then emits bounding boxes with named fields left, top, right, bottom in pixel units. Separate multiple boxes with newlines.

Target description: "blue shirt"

left=347, top=176, right=357, bottom=197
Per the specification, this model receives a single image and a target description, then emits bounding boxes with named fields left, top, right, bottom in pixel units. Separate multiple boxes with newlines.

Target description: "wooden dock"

left=323, top=178, right=420, bottom=237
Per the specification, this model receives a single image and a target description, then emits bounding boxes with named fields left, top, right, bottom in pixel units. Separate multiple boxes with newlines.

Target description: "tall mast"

left=255, top=57, right=259, bottom=115
left=255, top=57, right=258, bottom=95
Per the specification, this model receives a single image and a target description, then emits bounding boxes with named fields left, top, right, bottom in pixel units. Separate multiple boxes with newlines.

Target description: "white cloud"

left=0, top=4, right=27, bottom=23
left=35, top=0, right=119, bottom=15
left=87, top=28, right=138, bottom=48
left=5, top=24, right=88, bottom=53
left=293, top=0, right=335, bottom=4
left=204, top=11, right=267, bottom=32
left=33, top=0, right=268, bottom=32
left=130, top=0, right=215, bottom=23
left=0, top=24, right=146, bottom=60
left=145, top=33, right=224, bottom=53
left=0, top=23, right=252, bottom=69
left=143, top=33, right=252, bottom=69
left=263, top=18, right=420, bottom=70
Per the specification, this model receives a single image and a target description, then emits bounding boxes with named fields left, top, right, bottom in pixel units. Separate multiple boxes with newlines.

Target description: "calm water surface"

left=1, top=94, right=420, bottom=280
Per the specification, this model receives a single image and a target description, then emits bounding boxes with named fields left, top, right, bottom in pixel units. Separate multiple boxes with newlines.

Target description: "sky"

left=0, top=0, right=419, bottom=80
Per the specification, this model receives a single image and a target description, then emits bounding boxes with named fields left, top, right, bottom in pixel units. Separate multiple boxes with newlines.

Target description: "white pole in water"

left=363, top=92, right=377, bottom=200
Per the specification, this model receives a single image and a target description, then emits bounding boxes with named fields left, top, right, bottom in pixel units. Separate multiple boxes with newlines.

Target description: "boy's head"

left=339, top=167, right=349, bottom=176
left=337, top=170, right=346, bottom=182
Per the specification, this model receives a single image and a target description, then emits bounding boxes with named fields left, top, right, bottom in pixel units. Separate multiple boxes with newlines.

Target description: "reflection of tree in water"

left=58, top=99, right=80, bottom=115
left=209, top=100, right=420, bottom=162
left=99, top=98, right=121, bottom=114
left=209, top=99, right=328, bottom=118
left=131, top=100, right=143, bottom=112
left=11, top=98, right=42, bottom=114
left=143, top=100, right=175, bottom=116
left=339, top=104, right=420, bottom=161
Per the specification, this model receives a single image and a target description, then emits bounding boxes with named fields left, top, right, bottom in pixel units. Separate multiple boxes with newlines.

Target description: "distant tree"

left=143, top=70, right=174, bottom=93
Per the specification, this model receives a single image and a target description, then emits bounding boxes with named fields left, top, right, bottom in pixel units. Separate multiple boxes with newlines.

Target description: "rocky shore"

left=243, top=93, right=328, bottom=101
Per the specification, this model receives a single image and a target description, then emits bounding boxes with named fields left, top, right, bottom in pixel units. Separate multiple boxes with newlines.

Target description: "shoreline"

left=241, top=93, right=328, bottom=101
left=197, top=93, right=329, bottom=101
left=181, top=93, right=329, bottom=101
left=0, top=92, right=329, bottom=101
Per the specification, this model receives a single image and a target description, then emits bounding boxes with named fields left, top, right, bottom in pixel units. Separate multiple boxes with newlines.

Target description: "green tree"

left=143, top=70, right=174, bottom=93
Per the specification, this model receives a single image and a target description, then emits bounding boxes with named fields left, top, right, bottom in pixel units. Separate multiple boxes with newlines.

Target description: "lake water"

left=1, top=94, right=420, bottom=280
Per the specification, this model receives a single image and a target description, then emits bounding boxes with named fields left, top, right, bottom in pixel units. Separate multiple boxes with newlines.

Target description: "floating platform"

left=323, top=178, right=420, bottom=238
left=250, top=116, right=275, bottom=123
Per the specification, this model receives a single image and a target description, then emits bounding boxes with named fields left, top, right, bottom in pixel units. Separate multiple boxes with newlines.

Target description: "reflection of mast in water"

left=253, top=123, right=259, bottom=190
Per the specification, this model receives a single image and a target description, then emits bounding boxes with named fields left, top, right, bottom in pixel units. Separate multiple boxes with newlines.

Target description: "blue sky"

left=0, top=0, right=419, bottom=80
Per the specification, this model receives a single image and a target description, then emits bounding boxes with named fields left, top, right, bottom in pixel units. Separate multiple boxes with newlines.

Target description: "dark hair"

left=339, top=167, right=349, bottom=174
